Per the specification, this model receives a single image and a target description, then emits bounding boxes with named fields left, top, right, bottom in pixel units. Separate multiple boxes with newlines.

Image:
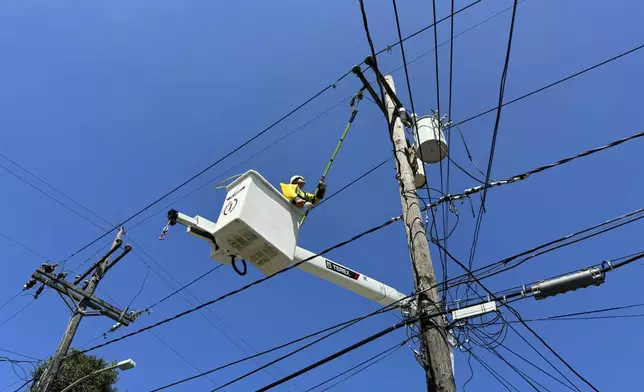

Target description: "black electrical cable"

left=0, top=300, right=35, bottom=329
left=314, top=158, right=389, bottom=208
left=0, top=293, right=22, bottom=312
left=302, top=339, right=406, bottom=392
left=10, top=378, right=31, bottom=392
left=358, top=0, right=385, bottom=103
left=458, top=43, right=644, bottom=127
left=0, top=349, right=41, bottom=363
left=255, top=314, right=430, bottom=392
left=0, top=232, right=48, bottom=262
left=497, top=340, right=583, bottom=391
left=0, top=162, right=106, bottom=232
left=419, top=130, right=644, bottom=216
left=149, top=307, right=398, bottom=391
left=467, top=333, right=543, bottom=392
left=312, top=340, right=405, bottom=392
left=456, top=336, right=519, bottom=392
left=467, top=0, right=519, bottom=272
left=443, top=0, right=457, bottom=306
left=145, top=265, right=222, bottom=310
left=375, top=0, right=482, bottom=57
left=205, top=309, right=397, bottom=392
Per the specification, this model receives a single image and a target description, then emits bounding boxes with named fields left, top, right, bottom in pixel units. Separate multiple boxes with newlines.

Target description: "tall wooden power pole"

left=32, top=228, right=134, bottom=392
left=383, top=75, right=455, bottom=392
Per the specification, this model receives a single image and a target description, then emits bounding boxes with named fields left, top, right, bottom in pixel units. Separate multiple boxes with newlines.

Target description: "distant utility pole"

left=29, top=228, right=135, bottom=392
left=352, top=61, right=455, bottom=391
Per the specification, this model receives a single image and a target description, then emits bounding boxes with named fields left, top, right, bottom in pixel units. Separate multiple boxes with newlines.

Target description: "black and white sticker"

left=325, top=260, right=360, bottom=280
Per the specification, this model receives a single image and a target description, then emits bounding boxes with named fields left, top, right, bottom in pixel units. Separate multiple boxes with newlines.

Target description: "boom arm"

left=166, top=209, right=413, bottom=313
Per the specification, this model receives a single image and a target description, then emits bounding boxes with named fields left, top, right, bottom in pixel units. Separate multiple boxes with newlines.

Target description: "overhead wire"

left=0, top=349, right=41, bottom=363
left=443, top=0, right=457, bottom=306
left=149, top=306, right=399, bottom=391
left=467, top=0, right=519, bottom=279
left=418, top=130, right=644, bottom=217
left=301, top=339, right=407, bottom=392
left=427, top=0, right=451, bottom=295
left=0, top=300, right=35, bottom=329
left=456, top=42, right=644, bottom=127
left=466, top=332, right=543, bottom=392
left=310, top=340, right=406, bottom=392
left=496, top=340, right=581, bottom=391
left=0, top=232, right=48, bottom=262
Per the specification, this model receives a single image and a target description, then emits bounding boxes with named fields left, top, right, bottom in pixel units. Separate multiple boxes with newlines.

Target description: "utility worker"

left=280, top=175, right=326, bottom=211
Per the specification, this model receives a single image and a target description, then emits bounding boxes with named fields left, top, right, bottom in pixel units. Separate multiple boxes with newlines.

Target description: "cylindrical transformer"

left=414, top=115, right=448, bottom=163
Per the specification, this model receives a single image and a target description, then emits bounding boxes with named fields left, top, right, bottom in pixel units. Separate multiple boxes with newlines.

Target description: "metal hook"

left=158, top=220, right=171, bottom=241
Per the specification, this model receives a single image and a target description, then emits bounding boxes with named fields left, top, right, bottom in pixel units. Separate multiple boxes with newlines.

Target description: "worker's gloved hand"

left=317, top=181, right=327, bottom=198
left=303, top=202, right=314, bottom=211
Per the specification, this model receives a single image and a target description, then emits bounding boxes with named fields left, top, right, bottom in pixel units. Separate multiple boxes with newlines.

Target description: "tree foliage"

left=30, top=349, right=118, bottom=392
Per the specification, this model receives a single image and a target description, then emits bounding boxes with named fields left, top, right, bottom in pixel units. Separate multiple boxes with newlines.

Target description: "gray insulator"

left=531, top=267, right=605, bottom=300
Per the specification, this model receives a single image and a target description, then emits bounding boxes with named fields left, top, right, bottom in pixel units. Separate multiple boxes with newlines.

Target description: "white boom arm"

left=293, top=247, right=409, bottom=309
left=167, top=210, right=413, bottom=313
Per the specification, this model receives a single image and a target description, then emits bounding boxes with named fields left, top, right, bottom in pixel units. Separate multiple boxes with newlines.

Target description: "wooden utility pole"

left=32, top=228, right=134, bottom=392
left=383, top=75, right=455, bottom=392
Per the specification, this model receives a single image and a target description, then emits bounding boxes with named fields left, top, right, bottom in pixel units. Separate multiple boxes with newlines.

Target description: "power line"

left=419, top=130, right=644, bottom=216
left=0, top=300, right=35, bottom=329
left=0, top=293, right=22, bottom=312
left=0, top=232, right=48, bottom=261
left=255, top=315, right=427, bottom=392
left=467, top=0, right=519, bottom=273
left=305, top=339, right=406, bottom=392
left=457, top=43, right=644, bottom=127
left=145, top=265, right=223, bottom=310
left=205, top=309, right=395, bottom=392
left=443, top=0, right=457, bottom=306
left=0, top=162, right=105, bottom=231
left=460, top=344, right=518, bottom=392
left=149, top=307, right=398, bottom=391
left=0, top=349, right=41, bottom=362
left=0, top=153, right=112, bottom=228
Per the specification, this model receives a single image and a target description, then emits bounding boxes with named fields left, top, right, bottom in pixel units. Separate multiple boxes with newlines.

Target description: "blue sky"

left=1, top=0, right=643, bottom=391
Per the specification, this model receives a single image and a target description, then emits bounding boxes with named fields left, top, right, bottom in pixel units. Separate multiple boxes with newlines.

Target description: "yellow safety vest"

left=279, top=183, right=320, bottom=205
